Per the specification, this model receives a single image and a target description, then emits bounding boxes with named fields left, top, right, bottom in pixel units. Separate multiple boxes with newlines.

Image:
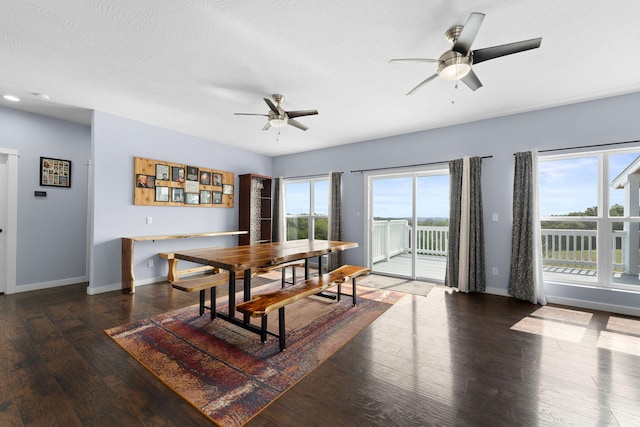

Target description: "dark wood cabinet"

left=238, top=174, right=273, bottom=245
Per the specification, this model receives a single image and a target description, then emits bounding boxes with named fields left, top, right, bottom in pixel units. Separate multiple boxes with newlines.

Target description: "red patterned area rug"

left=105, top=284, right=404, bottom=426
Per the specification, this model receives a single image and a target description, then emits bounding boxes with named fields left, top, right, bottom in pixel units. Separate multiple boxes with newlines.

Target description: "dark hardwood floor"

left=1, top=278, right=639, bottom=426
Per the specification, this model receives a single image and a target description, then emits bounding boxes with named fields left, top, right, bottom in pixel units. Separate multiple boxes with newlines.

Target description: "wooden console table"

left=121, top=230, right=247, bottom=294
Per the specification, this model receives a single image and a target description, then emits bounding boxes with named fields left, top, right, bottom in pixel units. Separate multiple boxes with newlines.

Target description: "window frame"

left=539, top=148, right=640, bottom=291
left=283, top=177, right=329, bottom=242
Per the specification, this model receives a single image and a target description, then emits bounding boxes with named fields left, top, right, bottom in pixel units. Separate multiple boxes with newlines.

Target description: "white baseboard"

left=484, top=286, right=509, bottom=297
left=545, top=295, right=640, bottom=318
left=484, top=286, right=640, bottom=317
left=14, top=276, right=88, bottom=293
left=86, top=275, right=167, bottom=295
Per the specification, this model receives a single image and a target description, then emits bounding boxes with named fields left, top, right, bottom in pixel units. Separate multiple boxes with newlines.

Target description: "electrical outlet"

left=147, top=259, right=154, bottom=267
left=492, top=267, right=499, bottom=276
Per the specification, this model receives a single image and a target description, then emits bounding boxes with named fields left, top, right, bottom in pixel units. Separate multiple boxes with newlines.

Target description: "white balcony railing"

left=372, top=220, right=448, bottom=263
left=372, top=220, right=628, bottom=272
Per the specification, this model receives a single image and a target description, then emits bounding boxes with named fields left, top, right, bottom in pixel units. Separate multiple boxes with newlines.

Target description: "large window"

left=284, top=178, right=328, bottom=241
left=538, top=149, right=640, bottom=290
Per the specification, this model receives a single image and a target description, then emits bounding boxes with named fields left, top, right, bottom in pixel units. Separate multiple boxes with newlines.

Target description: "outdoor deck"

left=373, top=253, right=640, bottom=288
left=373, top=253, right=446, bottom=281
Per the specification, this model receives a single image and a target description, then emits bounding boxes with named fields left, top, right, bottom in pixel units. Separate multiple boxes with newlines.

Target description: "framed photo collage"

left=133, top=156, right=233, bottom=208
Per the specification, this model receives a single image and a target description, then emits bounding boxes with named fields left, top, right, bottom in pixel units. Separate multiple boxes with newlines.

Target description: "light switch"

left=492, top=213, right=499, bottom=222
left=146, top=216, right=152, bottom=224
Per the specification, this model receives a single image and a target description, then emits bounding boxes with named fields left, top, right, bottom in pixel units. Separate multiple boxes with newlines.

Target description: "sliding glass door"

left=368, top=169, right=449, bottom=282
left=370, top=176, right=414, bottom=277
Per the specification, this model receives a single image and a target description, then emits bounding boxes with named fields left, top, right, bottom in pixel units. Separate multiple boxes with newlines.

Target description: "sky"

left=371, top=174, right=450, bottom=219
left=538, top=151, right=638, bottom=217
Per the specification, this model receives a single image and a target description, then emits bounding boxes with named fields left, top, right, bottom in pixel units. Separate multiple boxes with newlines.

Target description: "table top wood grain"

left=173, top=239, right=358, bottom=272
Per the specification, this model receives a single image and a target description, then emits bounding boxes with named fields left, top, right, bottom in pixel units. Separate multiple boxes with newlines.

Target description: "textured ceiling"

left=2, top=1, right=640, bottom=156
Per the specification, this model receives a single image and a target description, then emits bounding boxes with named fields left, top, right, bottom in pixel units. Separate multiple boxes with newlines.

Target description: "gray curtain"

left=271, top=177, right=282, bottom=242
left=445, top=157, right=486, bottom=291
left=468, top=156, right=486, bottom=291
left=509, top=151, right=542, bottom=303
left=445, top=159, right=463, bottom=288
left=328, top=172, right=343, bottom=270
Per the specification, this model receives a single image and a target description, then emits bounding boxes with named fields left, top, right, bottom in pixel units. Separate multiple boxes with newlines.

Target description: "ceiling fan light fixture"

left=269, top=117, right=288, bottom=127
left=439, top=63, right=471, bottom=81
left=438, top=50, right=472, bottom=81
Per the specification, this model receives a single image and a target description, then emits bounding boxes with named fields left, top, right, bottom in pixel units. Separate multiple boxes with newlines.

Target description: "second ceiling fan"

left=234, top=94, right=318, bottom=131
left=390, top=12, right=542, bottom=95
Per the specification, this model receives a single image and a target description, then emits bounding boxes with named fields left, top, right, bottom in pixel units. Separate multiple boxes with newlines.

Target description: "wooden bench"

left=274, top=260, right=305, bottom=288
left=160, top=252, right=218, bottom=283
left=236, top=265, right=370, bottom=351
left=171, top=272, right=230, bottom=319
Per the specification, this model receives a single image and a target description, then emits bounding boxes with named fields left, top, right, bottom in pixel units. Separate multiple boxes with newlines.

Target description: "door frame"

left=364, top=165, right=450, bottom=281
left=0, top=147, right=18, bottom=294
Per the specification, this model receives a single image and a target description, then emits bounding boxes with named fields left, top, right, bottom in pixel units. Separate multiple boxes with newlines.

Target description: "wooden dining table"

left=173, top=239, right=358, bottom=327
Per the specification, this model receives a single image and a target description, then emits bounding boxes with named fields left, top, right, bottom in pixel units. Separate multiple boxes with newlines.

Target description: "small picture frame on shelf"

left=155, top=186, right=169, bottom=202
left=200, top=170, right=211, bottom=185
left=212, top=191, right=223, bottom=204
left=155, top=164, right=169, bottom=181
left=172, top=187, right=184, bottom=203
left=136, top=174, right=155, bottom=188
left=200, top=190, right=211, bottom=204
left=186, top=166, right=199, bottom=181
left=212, top=173, right=223, bottom=186
left=185, top=192, right=199, bottom=205
left=40, top=157, right=71, bottom=188
left=172, top=166, right=185, bottom=182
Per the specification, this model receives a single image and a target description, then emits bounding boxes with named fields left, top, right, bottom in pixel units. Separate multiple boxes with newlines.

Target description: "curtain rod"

left=282, top=172, right=341, bottom=180
left=350, top=155, right=493, bottom=174
left=527, top=139, right=640, bottom=154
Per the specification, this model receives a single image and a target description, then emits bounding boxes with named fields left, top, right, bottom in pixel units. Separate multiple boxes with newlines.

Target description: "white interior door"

left=0, top=148, right=18, bottom=294
left=0, top=155, right=7, bottom=293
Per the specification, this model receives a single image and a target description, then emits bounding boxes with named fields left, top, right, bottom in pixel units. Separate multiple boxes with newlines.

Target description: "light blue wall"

left=89, top=111, right=272, bottom=292
left=0, top=106, right=90, bottom=289
left=4, top=92, right=640, bottom=314
left=272, top=92, right=640, bottom=315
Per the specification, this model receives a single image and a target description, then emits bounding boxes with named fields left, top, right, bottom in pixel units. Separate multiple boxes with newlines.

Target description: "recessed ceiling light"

left=3, top=95, right=20, bottom=102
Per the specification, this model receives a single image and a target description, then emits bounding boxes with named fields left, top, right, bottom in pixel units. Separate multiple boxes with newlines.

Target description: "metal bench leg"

left=199, top=289, right=205, bottom=316
left=281, top=268, right=286, bottom=289
left=352, top=277, right=357, bottom=306
left=261, top=315, right=268, bottom=343
left=337, top=282, right=342, bottom=302
left=279, top=307, right=286, bottom=351
left=210, top=286, right=216, bottom=320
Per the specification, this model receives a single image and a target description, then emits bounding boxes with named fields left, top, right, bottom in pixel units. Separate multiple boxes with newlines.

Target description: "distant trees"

left=373, top=217, right=449, bottom=227
left=541, top=204, right=625, bottom=230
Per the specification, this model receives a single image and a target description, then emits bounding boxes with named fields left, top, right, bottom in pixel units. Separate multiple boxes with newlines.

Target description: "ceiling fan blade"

left=452, top=12, right=485, bottom=55
left=286, top=109, right=318, bottom=119
left=263, top=98, right=280, bottom=114
left=461, top=69, right=483, bottom=91
left=287, top=118, right=309, bottom=131
left=406, top=73, right=439, bottom=95
left=389, top=58, right=441, bottom=63
left=262, top=122, right=271, bottom=131
left=234, top=113, right=269, bottom=116
left=472, top=37, right=542, bottom=64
